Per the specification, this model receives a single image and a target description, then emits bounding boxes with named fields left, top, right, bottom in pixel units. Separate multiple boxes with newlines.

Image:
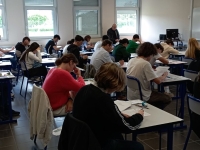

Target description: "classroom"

left=0, top=0, right=200, bottom=150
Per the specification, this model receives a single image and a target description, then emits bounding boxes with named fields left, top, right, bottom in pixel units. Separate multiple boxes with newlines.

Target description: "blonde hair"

left=185, top=38, right=200, bottom=59
left=94, top=63, right=126, bottom=92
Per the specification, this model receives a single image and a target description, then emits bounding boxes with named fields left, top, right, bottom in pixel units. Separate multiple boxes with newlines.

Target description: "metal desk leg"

left=167, top=124, right=173, bottom=150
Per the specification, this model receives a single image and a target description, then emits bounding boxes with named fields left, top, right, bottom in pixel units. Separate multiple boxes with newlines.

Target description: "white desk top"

left=42, top=58, right=56, bottom=64
left=163, top=73, right=190, bottom=83
left=121, top=62, right=128, bottom=68
left=156, top=59, right=187, bottom=65
left=0, top=55, right=13, bottom=59
left=0, top=71, right=15, bottom=79
left=84, top=79, right=94, bottom=85
left=171, top=51, right=186, bottom=56
left=0, top=61, right=11, bottom=66
left=52, top=101, right=182, bottom=136
left=131, top=53, right=138, bottom=58
left=41, top=52, right=50, bottom=56
left=80, top=51, right=94, bottom=55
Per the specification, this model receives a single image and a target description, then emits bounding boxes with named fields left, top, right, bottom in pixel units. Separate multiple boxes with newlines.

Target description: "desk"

left=130, top=53, right=138, bottom=58
left=42, top=58, right=56, bottom=67
left=80, top=51, right=94, bottom=55
left=158, top=73, right=190, bottom=130
left=0, top=71, right=17, bottom=124
left=0, top=61, right=12, bottom=70
left=170, top=51, right=186, bottom=61
left=121, top=62, right=128, bottom=69
left=0, top=55, right=14, bottom=60
left=41, top=52, right=50, bottom=58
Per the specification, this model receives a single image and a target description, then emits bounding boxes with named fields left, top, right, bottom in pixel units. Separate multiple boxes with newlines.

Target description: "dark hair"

left=133, top=34, right=139, bottom=39
left=165, top=39, right=174, bottom=46
left=84, top=35, right=91, bottom=42
left=154, top=43, right=164, bottom=52
left=102, top=35, right=109, bottom=41
left=20, top=42, right=40, bottom=62
left=119, top=38, right=129, bottom=44
left=67, top=39, right=74, bottom=44
left=55, top=53, right=78, bottom=66
left=137, top=42, right=158, bottom=57
left=54, top=34, right=61, bottom=40
left=102, top=39, right=112, bottom=46
left=74, top=35, right=84, bottom=42
left=22, top=37, right=30, bottom=42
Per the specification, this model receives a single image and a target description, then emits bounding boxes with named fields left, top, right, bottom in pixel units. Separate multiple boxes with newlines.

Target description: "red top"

left=43, top=68, right=85, bottom=110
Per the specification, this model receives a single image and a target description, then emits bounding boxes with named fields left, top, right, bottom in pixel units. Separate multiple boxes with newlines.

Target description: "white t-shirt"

left=149, top=53, right=162, bottom=66
left=126, top=57, right=157, bottom=101
left=63, top=44, right=70, bottom=55
left=94, top=41, right=102, bottom=51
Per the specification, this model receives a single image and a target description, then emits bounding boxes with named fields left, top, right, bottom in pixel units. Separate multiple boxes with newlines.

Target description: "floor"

left=0, top=79, right=200, bottom=150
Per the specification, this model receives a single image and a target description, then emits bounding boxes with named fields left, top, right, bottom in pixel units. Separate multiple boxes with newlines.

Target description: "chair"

left=182, top=57, right=193, bottom=65
left=58, top=113, right=101, bottom=150
left=183, top=95, right=200, bottom=150
left=184, top=69, right=198, bottom=82
left=20, top=61, right=43, bottom=99
left=127, top=75, right=143, bottom=100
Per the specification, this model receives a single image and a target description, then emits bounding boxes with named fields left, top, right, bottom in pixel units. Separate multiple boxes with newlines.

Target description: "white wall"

left=140, top=0, right=191, bottom=44
left=0, top=0, right=192, bottom=47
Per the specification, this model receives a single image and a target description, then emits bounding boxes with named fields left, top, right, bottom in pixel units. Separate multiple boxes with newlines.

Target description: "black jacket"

left=107, top=28, right=120, bottom=44
left=67, top=44, right=87, bottom=68
left=73, top=84, right=143, bottom=148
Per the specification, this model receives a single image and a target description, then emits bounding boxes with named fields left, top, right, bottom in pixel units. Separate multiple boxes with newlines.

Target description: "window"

left=0, top=0, right=7, bottom=40
left=116, top=0, right=139, bottom=35
left=24, top=0, right=57, bottom=38
left=73, top=0, right=101, bottom=37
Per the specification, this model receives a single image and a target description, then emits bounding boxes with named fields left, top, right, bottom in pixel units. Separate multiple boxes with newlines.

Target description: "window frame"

left=73, top=0, right=101, bottom=38
left=115, top=0, right=140, bottom=36
left=24, top=0, right=58, bottom=39
left=0, top=0, right=8, bottom=40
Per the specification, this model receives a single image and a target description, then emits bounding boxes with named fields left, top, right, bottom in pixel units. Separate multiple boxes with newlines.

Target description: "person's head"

left=53, top=34, right=61, bottom=43
left=74, top=35, right=84, bottom=47
left=111, top=24, right=117, bottom=30
left=84, top=35, right=91, bottom=42
left=67, top=39, right=74, bottom=44
left=22, top=37, right=30, bottom=46
left=102, top=35, right=109, bottom=41
left=94, top=63, right=126, bottom=93
left=132, top=34, right=140, bottom=42
left=102, top=39, right=113, bottom=52
left=119, top=38, right=129, bottom=47
left=55, top=53, right=78, bottom=72
left=154, top=43, right=164, bottom=54
left=165, top=39, right=174, bottom=47
left=186, top=38, right=200, bottom=59
left=137, top=42, right=158, bottom=61
left=20, top=42, right=40, bottom=62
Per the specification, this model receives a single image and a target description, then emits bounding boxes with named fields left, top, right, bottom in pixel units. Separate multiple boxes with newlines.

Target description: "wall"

left=0, top=0, right=192, bottom=47
left=140, top=0, right=191, bottom=44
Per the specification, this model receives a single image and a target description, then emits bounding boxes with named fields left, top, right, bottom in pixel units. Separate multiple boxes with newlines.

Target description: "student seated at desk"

left=73, top=63, right=144, bottom=150
left=126, top=34, right=141, bottom=54
left=82, top=35, right=94, bottom=51
left=19, top=42, right=47, bottom=81
left=45, top=34, right=61, bottom=57
left=67, top=35, right=88, bottom=68
left=160, top=39, right=179, bottom=59
left=15, top=37, right=30, bottom=59
left=185, top=38, right=200, bottom=59
left=63, top=39, right=74, bottom=55
left=112, top=38, right=131, bottom=62
left=127, top=42, right=171, bottom=109
left=90, top=39, right=124, bottom=71
left=94, top=35, right=109, bottom=51
left=43, top=54, right=85, bottom=115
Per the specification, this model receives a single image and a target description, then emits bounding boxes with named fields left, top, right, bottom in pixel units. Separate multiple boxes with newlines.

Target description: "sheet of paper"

left=114, top=100, right=132, bottom=111
left=154, top=66, right=170, bottom=77
left=52, top=126, right=62, bottom=136
left=129, top=100, right=143, bottom=105
left=122, top=108, right=150, bottom=117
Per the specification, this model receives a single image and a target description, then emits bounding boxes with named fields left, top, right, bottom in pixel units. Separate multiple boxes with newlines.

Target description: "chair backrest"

left=127, top=75, right=143, bottom=100
left=84, top=64, right=96, bottom=79
left=184, top=69, right=198, bottom=82
left=188, top=95, right=200, bottom=115
left=58, top=113, right=101, bottom=150
left=182, top=57, right=193, bottom=65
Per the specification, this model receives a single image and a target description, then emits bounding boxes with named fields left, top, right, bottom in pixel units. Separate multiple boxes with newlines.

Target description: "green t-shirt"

left=126, top=40, right=139, bottom=53
left=112, top=44, right=130, bottom=62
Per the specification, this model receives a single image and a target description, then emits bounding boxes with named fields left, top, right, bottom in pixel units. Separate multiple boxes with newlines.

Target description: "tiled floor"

left=0, top=79, right=200, bottom=150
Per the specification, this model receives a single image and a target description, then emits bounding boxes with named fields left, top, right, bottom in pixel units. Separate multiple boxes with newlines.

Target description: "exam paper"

left=114, top=100, right=132, bottom=111
left=129, top=100, right=143, bottom=105
left=122, top=108, right=150, bottom=117
left=154, top=66, right=170, bottom=77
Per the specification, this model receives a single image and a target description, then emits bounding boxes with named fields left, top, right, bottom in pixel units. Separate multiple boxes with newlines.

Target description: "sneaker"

left=12, top=110, right=20, bottom=116
left=164, top=92, right=174, bottom=97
